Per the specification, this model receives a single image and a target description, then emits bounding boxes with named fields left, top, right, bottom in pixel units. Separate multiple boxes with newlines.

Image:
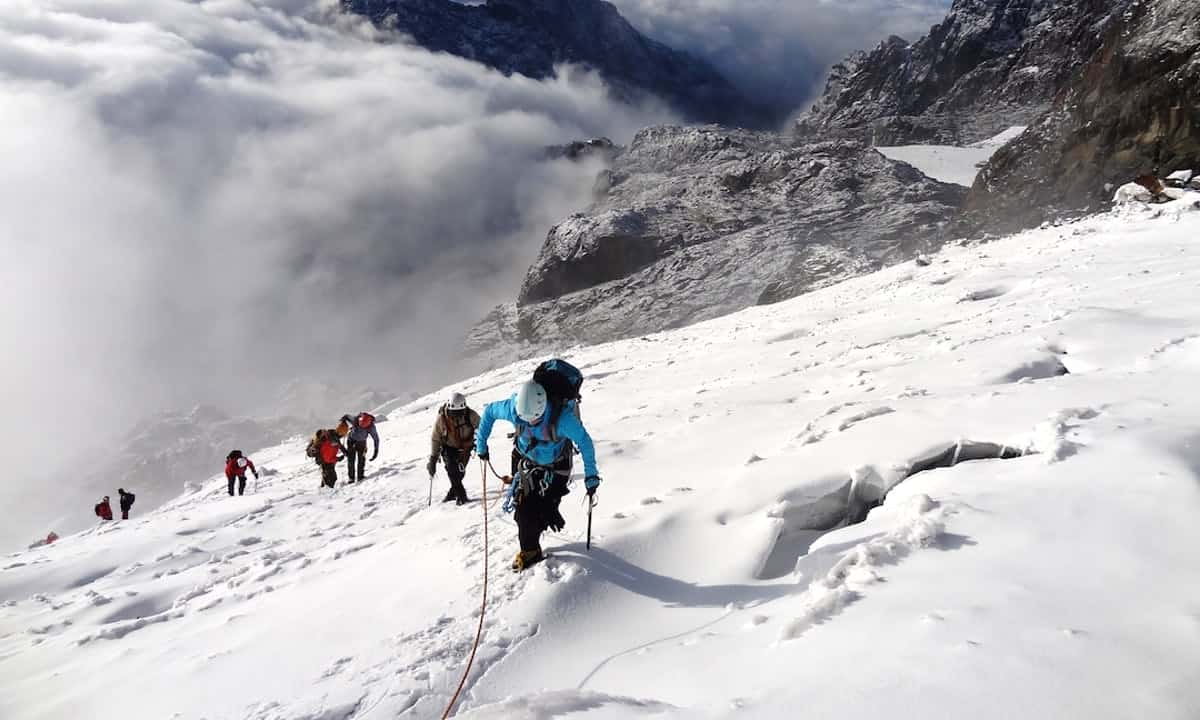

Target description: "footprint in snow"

left=640, top=497, right=662, bottom=506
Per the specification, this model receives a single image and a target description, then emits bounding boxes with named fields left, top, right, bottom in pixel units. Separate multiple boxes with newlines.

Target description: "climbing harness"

left=441, top=460, right=490, bottom=719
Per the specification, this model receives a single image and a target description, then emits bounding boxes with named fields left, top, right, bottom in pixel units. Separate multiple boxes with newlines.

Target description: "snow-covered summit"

left=5, top=202, right=1200, bottom=718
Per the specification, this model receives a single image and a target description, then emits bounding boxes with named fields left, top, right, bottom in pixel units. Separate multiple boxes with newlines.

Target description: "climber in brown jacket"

left=428, top=392, right=481, bottom=505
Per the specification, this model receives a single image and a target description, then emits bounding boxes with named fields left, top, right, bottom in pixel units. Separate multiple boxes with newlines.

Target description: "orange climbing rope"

left=441, top=460, right=490, bottom=719
left=485, top=459, right=512, bottom=511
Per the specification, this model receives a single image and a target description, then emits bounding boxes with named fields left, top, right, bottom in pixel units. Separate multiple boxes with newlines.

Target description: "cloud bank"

left=0, top=0, right=672, bottom=547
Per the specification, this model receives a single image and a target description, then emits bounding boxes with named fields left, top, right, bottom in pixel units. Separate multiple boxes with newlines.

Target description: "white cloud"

left=0, top=0, right=672, bottom=546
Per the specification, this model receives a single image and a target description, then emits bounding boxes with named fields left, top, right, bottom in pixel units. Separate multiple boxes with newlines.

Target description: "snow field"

left=877, top=126, right=1028, bottom=186
left=4, top=199, right=1200, bottom=718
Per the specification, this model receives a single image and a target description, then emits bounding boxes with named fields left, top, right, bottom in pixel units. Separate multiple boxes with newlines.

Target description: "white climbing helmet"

left=447, top=392, right=467, bottom=411
left=515, top=381, right=547, bottom=423
left=237, top=457, right=248, bottom=469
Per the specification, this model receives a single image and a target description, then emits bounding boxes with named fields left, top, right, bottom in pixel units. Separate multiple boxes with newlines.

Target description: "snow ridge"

left=5, top=206, right=1200, bottom=718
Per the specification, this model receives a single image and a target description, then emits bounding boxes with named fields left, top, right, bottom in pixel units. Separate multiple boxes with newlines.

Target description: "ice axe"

left=586, top=492, right=595, bottom=551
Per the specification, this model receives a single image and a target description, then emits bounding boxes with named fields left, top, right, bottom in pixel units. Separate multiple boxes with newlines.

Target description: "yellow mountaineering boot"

left=511, top=549, right=545, bottom=572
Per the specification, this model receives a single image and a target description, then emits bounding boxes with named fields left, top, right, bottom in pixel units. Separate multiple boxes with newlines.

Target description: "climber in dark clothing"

left=118, top=488, right=136, bottom=520
left=341, top=413, right=379, bottom=484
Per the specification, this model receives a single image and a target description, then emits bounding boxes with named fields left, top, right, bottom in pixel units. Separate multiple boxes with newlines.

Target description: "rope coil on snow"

left=441, top=460, right=490, bottom=719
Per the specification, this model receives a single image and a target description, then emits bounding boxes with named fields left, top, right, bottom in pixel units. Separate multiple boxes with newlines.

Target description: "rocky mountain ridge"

left=795, top=0, right=1134, bottom=146
left=465, top=0, right=1197, bottom=362
left=466, top=126, right=965, bottom=363
left=965, top=0, right=1200, bottom=230
left=342, top=0, right=769, bottom=127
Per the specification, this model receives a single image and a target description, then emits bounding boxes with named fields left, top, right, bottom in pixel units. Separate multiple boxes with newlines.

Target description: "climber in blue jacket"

left=476, top=381, right=600, bottom=571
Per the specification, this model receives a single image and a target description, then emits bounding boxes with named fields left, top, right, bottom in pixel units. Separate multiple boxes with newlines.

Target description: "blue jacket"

left=476, top=396, right=599, bottom=478
left=346, top=422, right=379, bottom=454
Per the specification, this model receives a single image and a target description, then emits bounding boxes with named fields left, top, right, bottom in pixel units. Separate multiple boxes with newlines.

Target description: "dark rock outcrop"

left=466, top=126, right=965, bottom=362
left=964, top=0, right=1200, bottom=232
left=544, top=137, right=621, bottom=163
left=795, top=0, right=1132, bottom=146
left=343, top=0, right=767, bottom=127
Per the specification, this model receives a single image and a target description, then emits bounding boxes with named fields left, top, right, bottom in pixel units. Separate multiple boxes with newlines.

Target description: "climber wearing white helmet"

left=428, top=391, right=481, bottom=505
left=476, top=371, right=600, bottom=572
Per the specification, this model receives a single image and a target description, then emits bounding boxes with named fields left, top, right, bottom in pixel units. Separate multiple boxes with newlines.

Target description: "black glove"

left=253, top=472, right=260, bottom=479
left=478, top=451, right=489, bottom=462
left=426, top=457, right=437, bottom=476
left=370, top=451, right=378, bottom=461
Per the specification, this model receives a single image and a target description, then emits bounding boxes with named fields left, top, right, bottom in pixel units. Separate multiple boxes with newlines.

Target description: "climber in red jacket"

left=224, top=450, right=259, bottom=496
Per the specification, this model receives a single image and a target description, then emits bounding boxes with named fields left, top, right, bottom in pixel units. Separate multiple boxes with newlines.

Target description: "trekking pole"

left=428, top=473, right=434, bottom=507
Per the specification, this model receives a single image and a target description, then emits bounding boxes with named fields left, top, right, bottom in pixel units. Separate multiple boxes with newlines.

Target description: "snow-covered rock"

left=1113, top=182, right=1153, bottom=205
left=1166, top=169, right=1194, bottom=185
left=467, top=127, right=965, bottom=363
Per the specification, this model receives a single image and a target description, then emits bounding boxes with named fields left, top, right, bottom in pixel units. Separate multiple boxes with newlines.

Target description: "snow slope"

left=877, top=126, right=1027, bottom=186
left=4, top=199, right=1200, bottom=719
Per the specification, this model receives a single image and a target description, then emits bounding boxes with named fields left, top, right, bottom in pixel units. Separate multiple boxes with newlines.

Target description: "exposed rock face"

left=965, top=0, right=1200, bottom=232
left=342, top=0, right=766, bottom=127
left=544, top=137, right=621, bottom=163
left=466, top=126, right=965, bottom=363
left=795, top=0, right=1132, bottom=145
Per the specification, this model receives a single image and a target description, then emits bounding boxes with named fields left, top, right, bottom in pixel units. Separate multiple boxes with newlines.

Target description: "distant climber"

left=94, top=496, right=113, bottom=522
left=118, top=488, right=136, bottom=520
left=307, top=429, right=346, bottom=489
left=341, top=412, right=379, bottom=484
left=224, top=450, right=259, bottom=496
left=428, top=392, right=480, bottom=505
left=476, top=360, right=601, bottom=571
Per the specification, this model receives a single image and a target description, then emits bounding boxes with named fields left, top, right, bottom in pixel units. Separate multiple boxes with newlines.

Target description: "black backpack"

left=532, top=359, right=584, bottom=441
